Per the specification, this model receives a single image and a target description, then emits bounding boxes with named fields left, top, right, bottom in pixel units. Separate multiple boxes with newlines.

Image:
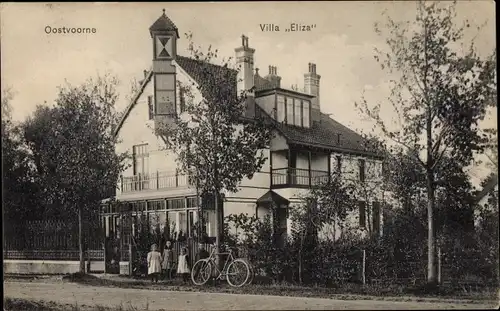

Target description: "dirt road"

left=4, top=281, right=498, bottom=310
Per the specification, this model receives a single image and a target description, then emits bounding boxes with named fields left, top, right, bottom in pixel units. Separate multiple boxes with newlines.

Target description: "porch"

left=270, top=148, right=330, bottom=189
left=271, top=167, right=329, bottom=188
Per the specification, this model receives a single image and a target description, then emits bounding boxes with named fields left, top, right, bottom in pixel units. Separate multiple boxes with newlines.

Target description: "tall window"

left=286, top=97, right=294, bottom=124
left=132, top=144, right=149, bottom=175
left=155, top=74, right=176, bottom=115
left=303, top=100, right=310, bottom=127
left=336, top=155, right=342, bottom=173
left=148, top=96, right=154, bottom=120
left=358, top=159, right=366, bottom=182
left=277, top=95, right=285, bottom=122
left=358, top=201, right=366, bottom=228
left=294, top=98, right=302, bottom=126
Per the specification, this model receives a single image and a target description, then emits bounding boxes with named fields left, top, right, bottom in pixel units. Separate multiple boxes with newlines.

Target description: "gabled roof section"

left=256, top=190, right=290, bottom=206
left=114, top=70, right=153, bottom=137
left=254, top=73, right=274, bottom=91
left=175, top=55, right=238, bottom=96
left=277, top=113, right=382, bottom=158
left=149, top=10, right=180, bottom=38
left=114, top=55, right=383, bottom=159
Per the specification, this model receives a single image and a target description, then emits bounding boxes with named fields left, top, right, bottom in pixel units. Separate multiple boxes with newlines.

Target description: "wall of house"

left=272, top=150, right=288, bottom=169
left=115, top=65, right=205, bottom=197
left=270, top=132, right=288, bottom=151
left=256, top=94, right=276, bottom=117
left=277, top=153, right=386, bottom=241
left=295, top=151, right=309, bottom=170
left=310, top=152, right=329, bottom=172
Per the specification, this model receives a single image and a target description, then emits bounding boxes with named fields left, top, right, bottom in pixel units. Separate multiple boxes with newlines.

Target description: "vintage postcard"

left=1, top=1, right=497, bottom=310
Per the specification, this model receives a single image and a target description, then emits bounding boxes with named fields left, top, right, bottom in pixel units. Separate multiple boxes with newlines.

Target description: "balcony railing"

left=121, top=172, right=192, bottom=193
left=271, top=167, right=330, bottom=188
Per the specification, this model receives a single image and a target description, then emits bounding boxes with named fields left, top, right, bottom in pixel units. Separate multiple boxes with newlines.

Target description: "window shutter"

left=358, top=159, right=366, bottom=182
left=336, top=155, right=342, bottom=173
left=358, top=201, right=366, bottom=228
left=179, top=86, right=186, bottom=113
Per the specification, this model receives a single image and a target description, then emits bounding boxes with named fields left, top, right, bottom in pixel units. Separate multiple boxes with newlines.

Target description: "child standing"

left=161, top=240, right=175, bottom=280
left=147, top=244, right=162, bottom=283
left=177, top=247, right=191, bottom=283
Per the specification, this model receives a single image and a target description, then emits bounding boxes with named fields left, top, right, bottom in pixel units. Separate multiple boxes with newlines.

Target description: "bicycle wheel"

left=191, top=259, right=212, bottom=286
left=226, top=258, right=250, bottom=288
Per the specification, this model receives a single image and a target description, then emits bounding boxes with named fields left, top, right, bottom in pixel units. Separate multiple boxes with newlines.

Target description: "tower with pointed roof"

left=150, top=9, right=180, bottom=128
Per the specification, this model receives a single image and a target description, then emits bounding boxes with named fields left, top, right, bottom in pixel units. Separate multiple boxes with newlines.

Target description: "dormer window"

left=276, top=94, right=311, bottom=128
left=294, top=99, right=302, bottom=126
left=286, top=97, right=294, bottom=124
left=303, top=103, right=310, bottom=127
left=277, top=95, right=286, bottom=122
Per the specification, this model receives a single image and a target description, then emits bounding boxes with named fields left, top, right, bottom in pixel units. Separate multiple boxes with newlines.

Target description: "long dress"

left=162, top=248, right=175, bottom=270
left=177, top=254, right=191, bottom=274
left=147, top=250, right=162, bottom=275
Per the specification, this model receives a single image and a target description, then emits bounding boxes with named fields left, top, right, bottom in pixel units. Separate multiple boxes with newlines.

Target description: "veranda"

left=101, top=196, right=217, bottom=275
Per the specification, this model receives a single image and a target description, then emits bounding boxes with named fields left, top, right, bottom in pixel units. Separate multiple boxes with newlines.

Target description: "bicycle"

left=191, top=245, right=251, bottom=287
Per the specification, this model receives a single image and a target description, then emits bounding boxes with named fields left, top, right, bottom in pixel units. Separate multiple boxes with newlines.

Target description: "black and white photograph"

left=1, top=1, right=498, bottom=310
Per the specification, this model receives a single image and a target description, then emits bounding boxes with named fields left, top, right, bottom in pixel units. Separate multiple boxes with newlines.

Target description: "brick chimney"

left=265, top=65, right=281, bottom=88
left=304, top=63, right=321, bottom=124
left=304, top=63, right=321, bottom=110
left=235, top=35, right=255, bottom=97
left=235, top=35, right=256, bottom=118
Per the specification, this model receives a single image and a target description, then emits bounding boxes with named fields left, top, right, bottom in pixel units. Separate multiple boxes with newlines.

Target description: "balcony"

left=120, top=172, right=192, bottom=193
left=271, top=167, right=329, bottom=188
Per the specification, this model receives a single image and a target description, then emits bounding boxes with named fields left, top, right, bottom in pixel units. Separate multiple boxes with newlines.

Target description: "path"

left=4, top=281, right=498, bottom=310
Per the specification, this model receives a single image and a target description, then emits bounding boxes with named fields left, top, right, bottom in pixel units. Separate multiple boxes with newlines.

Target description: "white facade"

left=105, top=11, right=387, bottom=243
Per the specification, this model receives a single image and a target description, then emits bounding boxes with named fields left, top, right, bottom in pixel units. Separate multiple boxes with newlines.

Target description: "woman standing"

left=147, top=244, right=162, bottom=283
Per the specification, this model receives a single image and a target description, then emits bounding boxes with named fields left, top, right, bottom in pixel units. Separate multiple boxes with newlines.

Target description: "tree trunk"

left=426, top=96, right=437, bottom=285
left=214, top=191, right=222, bottom=270
left=78, top=206, right=85, bottom=273
left=426, top=169, right=438, bottom=285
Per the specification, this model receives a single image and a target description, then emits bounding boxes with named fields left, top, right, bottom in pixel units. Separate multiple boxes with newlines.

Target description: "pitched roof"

left=257, top=190, right=290, bottom=206
left=254, top=73, right=274, bottom=91
left=176, top=55, right=238, bottom=96
left=277, top=113, right=382, bottom=157
left=115, top=55, right=382, bottom=158
left=149, top=10, right=180, bottom=38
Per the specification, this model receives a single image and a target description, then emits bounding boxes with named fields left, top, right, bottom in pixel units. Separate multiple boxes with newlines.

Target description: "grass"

left=55, top=272, right=499, bottom=304
left=3, top=297, right=149, bottom=311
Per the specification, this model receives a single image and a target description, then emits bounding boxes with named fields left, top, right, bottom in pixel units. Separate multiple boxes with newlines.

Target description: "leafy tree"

left=2, top=89, right=41, bottom=246
left=158, top=33, right=274, bottom=266
left=22, top=74, right=128, bottom=272
left=356, top=0, right=496, bottom=284
left=290, top=171, right=358, bottom=283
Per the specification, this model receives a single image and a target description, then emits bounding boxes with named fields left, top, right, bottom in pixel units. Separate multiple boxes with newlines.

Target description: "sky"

left=1, top=1, right=496, bottom=186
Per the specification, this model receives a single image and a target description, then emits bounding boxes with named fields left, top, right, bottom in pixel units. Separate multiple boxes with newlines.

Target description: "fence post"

left=362, top=249, right=366, bottom=285
left=437, top=247, right=442, bottom=285
left=104, top=238, right=108, bottom=274
left=128, top=242, right=133, bottom=276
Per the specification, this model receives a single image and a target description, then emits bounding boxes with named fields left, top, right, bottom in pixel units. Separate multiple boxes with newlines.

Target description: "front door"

left=273, top=207, right=288, bottom=247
